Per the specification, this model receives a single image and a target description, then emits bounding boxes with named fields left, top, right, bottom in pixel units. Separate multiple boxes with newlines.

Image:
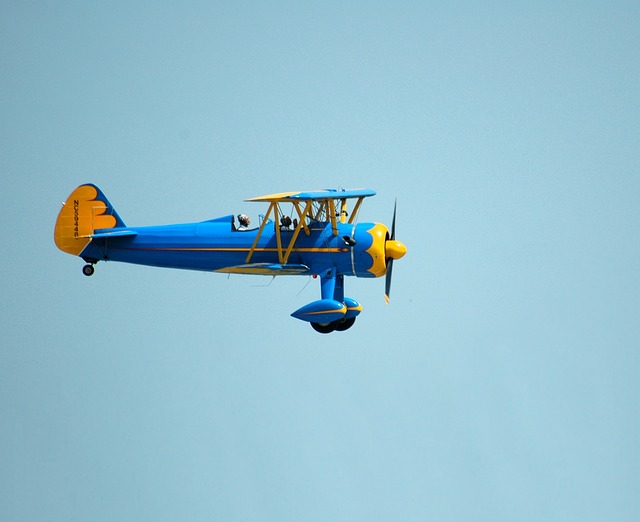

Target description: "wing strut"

left=245, top=200, right=314, bottom=265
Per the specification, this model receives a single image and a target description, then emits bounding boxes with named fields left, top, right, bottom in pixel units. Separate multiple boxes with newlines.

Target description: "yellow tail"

left=54, top=184, right=124, bottom=256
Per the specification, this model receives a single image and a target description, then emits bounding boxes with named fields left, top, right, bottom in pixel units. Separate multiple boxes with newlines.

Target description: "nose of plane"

left=385, top=239, right=407, bottom=260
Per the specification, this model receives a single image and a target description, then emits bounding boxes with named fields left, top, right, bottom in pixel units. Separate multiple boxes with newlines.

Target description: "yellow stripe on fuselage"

left=124, top=247, right=348, bottom=253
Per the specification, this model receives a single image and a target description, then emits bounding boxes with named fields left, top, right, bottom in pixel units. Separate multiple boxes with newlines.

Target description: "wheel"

left=311, top=322, right=336, bottom=334
left=82, top=264, right=95, bottom=276
left=311, top=316, right=356, bottom=334
left=334, top=317, right=356, bottom=331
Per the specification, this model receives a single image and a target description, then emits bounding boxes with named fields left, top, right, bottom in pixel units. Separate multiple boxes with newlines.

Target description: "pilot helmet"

left=237, top=214, right=250, bottom=226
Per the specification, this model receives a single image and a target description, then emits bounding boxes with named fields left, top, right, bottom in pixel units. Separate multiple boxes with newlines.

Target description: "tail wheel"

left=82, top=264, right=95, bottom=276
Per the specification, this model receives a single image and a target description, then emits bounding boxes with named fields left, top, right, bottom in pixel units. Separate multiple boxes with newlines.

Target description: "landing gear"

left=82, top=264, right=95, bottom=276
left=311, top=317, right=356, bottom=334
left=334, top=317, right=356, bottom=331
left=311, top=322, right=337, bottom=334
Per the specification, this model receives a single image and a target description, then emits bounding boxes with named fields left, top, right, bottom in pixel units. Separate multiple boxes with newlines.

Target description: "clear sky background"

left=1, top=2, right=638, bottom=521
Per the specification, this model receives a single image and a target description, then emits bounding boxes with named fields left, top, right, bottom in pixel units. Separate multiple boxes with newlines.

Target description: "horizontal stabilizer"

left=85, top=228, right=138, bottom=239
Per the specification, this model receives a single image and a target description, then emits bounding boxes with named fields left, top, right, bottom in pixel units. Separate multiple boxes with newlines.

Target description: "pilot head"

left=280, top=216, right=292, bottom=228
left=237, top=214, right=251, bottom=227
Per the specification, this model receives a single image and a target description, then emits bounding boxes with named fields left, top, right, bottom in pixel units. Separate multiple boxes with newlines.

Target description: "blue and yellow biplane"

left=54, top=184, right=407, bottom=333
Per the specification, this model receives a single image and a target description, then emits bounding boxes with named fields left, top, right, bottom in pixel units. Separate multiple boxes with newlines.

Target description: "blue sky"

left=1, top=2, right=638, bottom=521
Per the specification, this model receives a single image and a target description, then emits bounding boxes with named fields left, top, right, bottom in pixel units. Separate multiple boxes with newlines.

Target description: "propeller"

left=384, top=199, right=407, bottom=303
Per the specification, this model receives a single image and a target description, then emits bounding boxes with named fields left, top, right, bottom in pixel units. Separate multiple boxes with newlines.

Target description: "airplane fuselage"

left=79, top=215, right=388, bottom=279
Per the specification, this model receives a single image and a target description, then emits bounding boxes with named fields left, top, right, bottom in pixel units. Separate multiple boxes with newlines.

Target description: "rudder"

left=54, top=184, right=126, bottom=256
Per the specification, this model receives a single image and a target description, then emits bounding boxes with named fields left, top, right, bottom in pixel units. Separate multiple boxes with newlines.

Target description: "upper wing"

left=245, top=189, right=376, bottom=203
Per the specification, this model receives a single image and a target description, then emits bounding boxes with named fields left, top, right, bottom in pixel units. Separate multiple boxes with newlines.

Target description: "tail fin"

left=54, top=184, right=126, bottom=256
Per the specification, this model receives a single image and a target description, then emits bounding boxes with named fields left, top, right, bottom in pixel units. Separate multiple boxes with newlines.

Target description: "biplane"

left=54, top=184, right=407, bottom=333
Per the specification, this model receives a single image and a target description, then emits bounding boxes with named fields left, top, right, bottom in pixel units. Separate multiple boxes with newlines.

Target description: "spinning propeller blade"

left=390, top=199, right=397, bottom=241
left=385, top=199, right=407, bottom=303
left=384, top=260, right=394, bottom=304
